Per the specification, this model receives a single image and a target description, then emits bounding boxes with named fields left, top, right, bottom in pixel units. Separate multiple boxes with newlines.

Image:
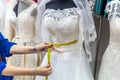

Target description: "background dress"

left=4, top=0, right=17, bottom=41
left=98, top=0, right=120, bottom=80
left=0, top=0, right=7, bottom=34
left=7, top=1, right=38, bottom=80
left=35, top=8, right=94, bottom=80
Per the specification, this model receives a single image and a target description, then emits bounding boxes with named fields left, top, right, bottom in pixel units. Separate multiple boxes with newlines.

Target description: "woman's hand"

left=35, top=42, right=54, bottom=52
left=10, top=42, right=54, bottom=54
left=35, top=64, right=52, bottom=76
left=2, top=64, right=52, bottom=76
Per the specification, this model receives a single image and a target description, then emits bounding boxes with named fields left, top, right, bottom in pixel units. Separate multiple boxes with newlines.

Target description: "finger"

left=47, top=70, right=52, bottom=75
left=45, top=43, right=53, bottom=47
left=49, top=44, right=53, bottom=47
left=47, top=66, right=52, bottom=71
left=44, top=64, right=50, bottom=68
left=45, top=65, right=52, bottom=71
left=41, top=47, right=48, bottom=51
left=41, top=48, right=48, bottom=52
left=44, top=43, right=52, bottom=47
left=44, top=46, right=53, bottom=51
left=44, top=42, right=49, bottom=45
left=50, top=48, right=55, bottom=51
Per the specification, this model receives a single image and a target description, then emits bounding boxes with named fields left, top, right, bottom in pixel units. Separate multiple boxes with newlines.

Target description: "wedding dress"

left=7, top=1, right=38, bottom=80
left=0, top=0, right=7, bottom=34
left=4, top=0, right=17, bottom=41
left=98, top=0, right=120, bottom=80
left=35, top=8, right=94, bottom=80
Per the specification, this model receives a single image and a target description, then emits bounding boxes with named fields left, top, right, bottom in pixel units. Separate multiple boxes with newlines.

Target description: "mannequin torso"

left=35, top=0, right=95, bottom=80
left=46, top=0, right=77, bottom=10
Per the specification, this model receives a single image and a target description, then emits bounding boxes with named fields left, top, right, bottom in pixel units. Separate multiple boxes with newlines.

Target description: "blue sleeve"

left=0, top=32, right=4, bottom=39
left=0, top=62, right=6, bottom=75
left=2, top=39, right=16, bottom=57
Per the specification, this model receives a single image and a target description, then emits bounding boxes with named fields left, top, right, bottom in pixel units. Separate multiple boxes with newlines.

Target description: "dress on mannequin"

left=98, top=0, right=120, bottom=80
left=0, top=0, right=7, bottom=34
left=4, top=0, right=17, bottom=41
left=7, top=1, right=38, bottom=80
left=35, top=0, right=96, bottom=80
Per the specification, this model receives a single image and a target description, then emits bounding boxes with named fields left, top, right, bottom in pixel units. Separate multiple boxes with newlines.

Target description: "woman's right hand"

left=36, top=64, right=52, bottom=76
left=36, top=42, right=54, bottom=52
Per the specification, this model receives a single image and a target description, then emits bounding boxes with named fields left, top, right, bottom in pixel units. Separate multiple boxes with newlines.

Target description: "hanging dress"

left=7, top=1, right=38, bottom=80
left=98, top=0, right=120, bottom=80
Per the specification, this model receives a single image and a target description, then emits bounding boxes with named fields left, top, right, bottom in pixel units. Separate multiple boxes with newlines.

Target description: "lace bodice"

left=42, top=8, right=79, bottom=43
left=98, top=5, right=120, bottom=80
left=109, top=18, right=120, bottom=48
left=105, top=0, right=120, bottom=21
left=12, top=3, right=37, bottom=43
left=88, top=0, right=96, bottom=10
left=41, top=8, right=84, bottom=61
left=105, top=0, right=120, bottom=49
left=41, top=8, right=82, bottom=56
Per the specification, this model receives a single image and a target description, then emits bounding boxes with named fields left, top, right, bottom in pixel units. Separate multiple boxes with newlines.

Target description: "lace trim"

left=43, top=7, right=79, bottom=21
left=105, top=0, right=120, bottom=21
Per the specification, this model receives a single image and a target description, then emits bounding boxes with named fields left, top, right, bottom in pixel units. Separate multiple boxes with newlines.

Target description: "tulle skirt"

left=35, top=49, right=94, bottom=80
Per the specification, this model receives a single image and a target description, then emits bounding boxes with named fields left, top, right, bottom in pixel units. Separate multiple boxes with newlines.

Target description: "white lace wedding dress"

left=98, top=0, right=120, bottom=80
left=35, top=8, right=94, bottom=80
left=7, top=2, right=38, bottom=80
left=98, top=18, right=120, bottom=80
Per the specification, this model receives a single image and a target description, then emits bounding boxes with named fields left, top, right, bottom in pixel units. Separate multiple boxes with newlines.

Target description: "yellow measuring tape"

left=45, top=40, right=78, bottom=80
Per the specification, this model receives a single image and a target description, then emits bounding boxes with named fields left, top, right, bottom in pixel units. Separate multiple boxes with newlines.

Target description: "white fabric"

left=4, top=0, right=17, bottom=40
left=0, top=0, right=7, bottom=33
left=6, top=1, right=38, bottom=80
left=105, top=0, right=120, bottom=21
left=12, top=3, right=37, bottom=43
left=88, top=0, right=96, bottom=11
left=0, top=0, right=7, bottom=19
left=36, top=0, right=96, bottom=62
left=98, top=0, right=120, bottom=80
left=35, top=8, right=94, bottom=80
left=98, top=18, right=120, bottom=80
